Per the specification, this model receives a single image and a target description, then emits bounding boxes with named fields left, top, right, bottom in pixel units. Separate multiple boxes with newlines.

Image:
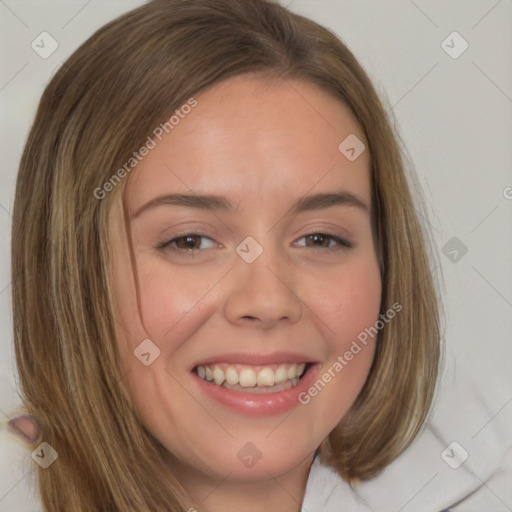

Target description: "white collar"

left=301, top=455, right=373, bottom=511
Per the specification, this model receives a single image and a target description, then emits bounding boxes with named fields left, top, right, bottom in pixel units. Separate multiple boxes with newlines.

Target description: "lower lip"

left=191, top=364, right=320, bottom=417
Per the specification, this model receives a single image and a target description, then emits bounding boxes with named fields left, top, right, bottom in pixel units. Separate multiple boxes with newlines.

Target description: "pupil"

left=181, top=236, right=198, bottom=249
left=309, top=234, right=327, bottom=247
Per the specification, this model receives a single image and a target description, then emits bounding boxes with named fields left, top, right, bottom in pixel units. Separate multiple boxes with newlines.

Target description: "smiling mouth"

left=193, top=362, right=312, bottom=394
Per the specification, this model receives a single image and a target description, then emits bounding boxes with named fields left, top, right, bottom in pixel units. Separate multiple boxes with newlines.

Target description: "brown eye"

left=174, top=235, right=202, bottom=250
left=157, top=233, right=216, bottom=252
left=297, top=233, right=353, bottom=251
left=305, top=234, right=331, bottom=248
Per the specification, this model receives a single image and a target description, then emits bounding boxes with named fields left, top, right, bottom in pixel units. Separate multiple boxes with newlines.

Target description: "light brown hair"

left=11, top=0, right=441, bottom=509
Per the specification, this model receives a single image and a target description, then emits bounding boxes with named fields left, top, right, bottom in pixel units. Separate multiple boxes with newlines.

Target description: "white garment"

left=301, top=456, right=373, bottom=511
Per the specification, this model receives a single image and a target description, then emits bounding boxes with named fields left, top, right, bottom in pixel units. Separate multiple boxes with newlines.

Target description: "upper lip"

left=191, top=351, right=317, bottom=369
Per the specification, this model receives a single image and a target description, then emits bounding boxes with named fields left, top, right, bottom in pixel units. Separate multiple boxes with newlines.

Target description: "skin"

left=109, top=74, right=382, bottom=512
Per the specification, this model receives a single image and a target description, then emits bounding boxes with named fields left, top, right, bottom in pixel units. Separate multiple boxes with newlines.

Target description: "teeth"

left=287, top=364, right=298, bottom=379
left=239, top=368, right=257, bottom=387
left=225, top=378, right=300, bottom=393
left=195, top=362, right=309, bottom=389
left=274, top=365, right=288, bottom=384
left=213, top=365, right=224, bottom=386
left=225, top=366, right=239, bottom=385
left=256, top=368, right=274, bottom=387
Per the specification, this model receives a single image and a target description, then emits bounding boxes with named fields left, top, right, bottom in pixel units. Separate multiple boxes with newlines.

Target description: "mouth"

left=190, top=352, right=321, bottom=416
left=193, top=362, right=312, bottom=394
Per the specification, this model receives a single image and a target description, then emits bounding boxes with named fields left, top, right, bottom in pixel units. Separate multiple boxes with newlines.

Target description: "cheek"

left=308, top=257, right=382, bottom=348
left=134, top=257, right=223, bottom=346
left=300, top=256, right=381, bottom=414
left=299, top=261, right=381, bottom=437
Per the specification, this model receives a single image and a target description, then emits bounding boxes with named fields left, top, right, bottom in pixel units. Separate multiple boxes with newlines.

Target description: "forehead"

left=125, top=74, right=371, bottom=212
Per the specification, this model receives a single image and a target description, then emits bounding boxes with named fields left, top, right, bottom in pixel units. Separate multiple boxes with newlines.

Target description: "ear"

left=7, top=414, right=42, bottom=445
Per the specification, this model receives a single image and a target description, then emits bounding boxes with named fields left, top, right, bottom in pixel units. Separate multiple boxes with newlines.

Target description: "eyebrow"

left=132, top=190, right=369, bottom=219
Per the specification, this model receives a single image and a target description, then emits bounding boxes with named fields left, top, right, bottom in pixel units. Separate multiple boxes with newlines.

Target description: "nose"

left=223, top=246, right=303, bottom=329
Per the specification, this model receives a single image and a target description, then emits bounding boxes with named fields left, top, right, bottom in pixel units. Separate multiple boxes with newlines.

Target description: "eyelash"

left=156, top=231, right=353, bottom=255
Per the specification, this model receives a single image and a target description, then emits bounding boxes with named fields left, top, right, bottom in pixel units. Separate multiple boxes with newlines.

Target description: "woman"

left=8, top=0, right=440, bottom=510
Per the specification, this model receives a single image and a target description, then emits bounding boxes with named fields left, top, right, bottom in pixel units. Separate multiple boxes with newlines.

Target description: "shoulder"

left=344, top=378, right=512, bottom=511
left=0, top=425, right=43, bottom=512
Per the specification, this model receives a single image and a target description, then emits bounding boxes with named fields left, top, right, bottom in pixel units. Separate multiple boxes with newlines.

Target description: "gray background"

left=1, top=1, right=511, bottom=510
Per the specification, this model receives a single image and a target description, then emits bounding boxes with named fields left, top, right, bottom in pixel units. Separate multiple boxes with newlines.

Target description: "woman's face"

left=110, top=75, right=381, bottom=483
